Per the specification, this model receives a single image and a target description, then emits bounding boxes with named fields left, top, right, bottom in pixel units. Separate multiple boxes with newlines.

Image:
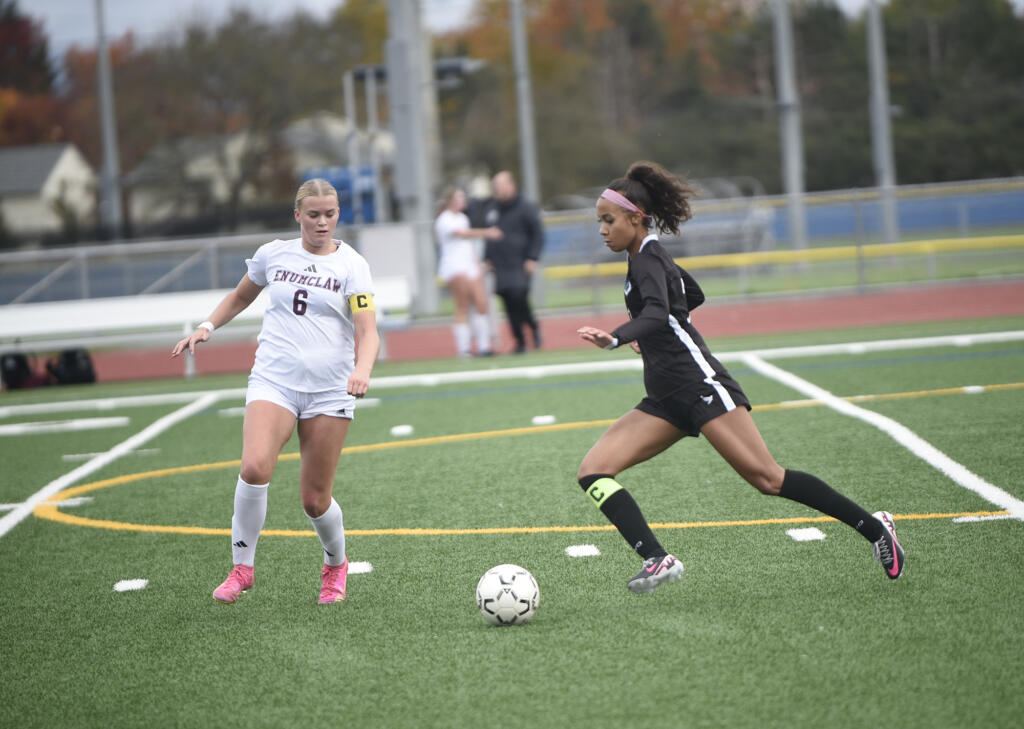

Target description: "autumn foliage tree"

left=3, top=0, right=1022, bottom=241
left=51, top=3, right=391, bottom=234
left=0, top=0, right=64, bottom=145
left=437, top=0, right=1024, bottom=199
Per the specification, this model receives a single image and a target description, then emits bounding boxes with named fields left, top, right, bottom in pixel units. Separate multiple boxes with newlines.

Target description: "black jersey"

left=610, top=236, right=735, bottom=401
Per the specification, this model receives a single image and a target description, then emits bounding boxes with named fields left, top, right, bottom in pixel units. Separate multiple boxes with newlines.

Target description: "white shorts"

left=438, top=252, right=481, bottom=282
left=245, top=374, right=355, bottom=420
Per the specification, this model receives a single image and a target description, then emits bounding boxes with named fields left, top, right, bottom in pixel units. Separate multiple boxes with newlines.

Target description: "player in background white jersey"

left=172, top=178, right=380, bottom=605
left=434, top=186, right=500, bottom=357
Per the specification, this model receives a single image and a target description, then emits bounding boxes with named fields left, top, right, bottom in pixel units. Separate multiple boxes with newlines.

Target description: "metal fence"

left=2, top=178, right=1022, bottom=308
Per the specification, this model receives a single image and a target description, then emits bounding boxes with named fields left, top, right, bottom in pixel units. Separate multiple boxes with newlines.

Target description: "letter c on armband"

left=349, top=293, right=375, bottom=312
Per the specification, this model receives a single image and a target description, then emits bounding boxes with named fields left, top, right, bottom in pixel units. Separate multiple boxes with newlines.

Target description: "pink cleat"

left=213, top=564, right=254, bottom=604
left=872, top=510, right=905, bottom=579
left=627, top=553, right=685, bottom=594
left=319, top=560, right=349, bottom=604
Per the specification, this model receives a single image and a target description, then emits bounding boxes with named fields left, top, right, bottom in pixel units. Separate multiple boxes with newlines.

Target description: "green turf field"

left=2, top=319, right=1023, bottom=729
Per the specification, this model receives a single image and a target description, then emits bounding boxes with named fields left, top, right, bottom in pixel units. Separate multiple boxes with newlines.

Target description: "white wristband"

left=197, top=321, right=216, bottom=334
left=604, top=337, right=619, bottom=350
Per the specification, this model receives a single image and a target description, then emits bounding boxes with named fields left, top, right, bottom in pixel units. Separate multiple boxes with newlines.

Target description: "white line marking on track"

left=787, top=527, right=827, bottom=542
left=952, top=514, right=1017, bottom=523
left=532, top=415, right=556, bottom=426
left=0, top=417, right=129, bottom=436
left=348, top=561, right=373, bottom=574
left=743, top=354, right=1024, bottom=520
left=113, top=579, right=148, bottom=592
left=0, top=393, right=222, bottom=539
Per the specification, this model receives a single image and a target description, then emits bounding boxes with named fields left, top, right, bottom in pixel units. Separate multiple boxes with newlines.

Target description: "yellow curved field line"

left=32, top=505, right=1010, bottom=538
left=32, top=382, right=1022, bottom=536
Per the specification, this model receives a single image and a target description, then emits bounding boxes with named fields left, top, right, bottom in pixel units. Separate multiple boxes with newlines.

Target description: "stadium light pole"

left=385, top=0, right=439, bottom=314
left=867, top=0, right=900, bottom=243
left=363, top=67, right=389, bottom=223
left=343, top=69, right=362, bottom=224
left=94, top=0, right=122, bottom=239
left=770, top=0, right=808, bottom=250
left=509, top=0, right=540, bottom=204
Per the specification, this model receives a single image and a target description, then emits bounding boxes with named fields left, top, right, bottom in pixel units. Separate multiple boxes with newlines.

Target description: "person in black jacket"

left=575, top=161, right=905, bottom=594
left=483, top=171, right=544, bottom=353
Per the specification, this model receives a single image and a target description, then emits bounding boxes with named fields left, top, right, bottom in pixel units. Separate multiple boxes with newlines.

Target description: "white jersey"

left=435, top=209, right=481, bottom=281
left=245, top=237, right=374, bottom=393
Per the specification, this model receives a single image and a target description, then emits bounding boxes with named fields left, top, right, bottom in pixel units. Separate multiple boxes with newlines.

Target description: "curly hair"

left=606, top=161, right=698, bottom=235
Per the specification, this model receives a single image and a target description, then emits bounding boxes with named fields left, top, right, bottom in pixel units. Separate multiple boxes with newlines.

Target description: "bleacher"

left=0, top=276, right=411, bottom=385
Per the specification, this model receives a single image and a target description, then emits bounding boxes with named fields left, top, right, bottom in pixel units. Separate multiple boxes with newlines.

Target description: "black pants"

left=497, top=287, right=539, bottom=349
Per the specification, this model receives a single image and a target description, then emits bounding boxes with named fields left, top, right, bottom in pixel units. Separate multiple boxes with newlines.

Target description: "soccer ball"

left=475, top=564, right=540, bottom=626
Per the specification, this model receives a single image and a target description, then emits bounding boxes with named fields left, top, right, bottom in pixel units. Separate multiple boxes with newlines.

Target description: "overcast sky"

left=30, top=0, right=477, bottom=57
left=27, top=0, right=1024, bottom=59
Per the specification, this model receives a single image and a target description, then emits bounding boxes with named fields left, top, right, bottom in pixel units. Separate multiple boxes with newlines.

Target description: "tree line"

left=1, top=0, right=1022, bottom=243
left=438, top=0, right=1024, bottom=197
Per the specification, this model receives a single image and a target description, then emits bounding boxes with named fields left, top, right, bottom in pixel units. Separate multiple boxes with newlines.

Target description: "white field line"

left=2, top=331, right=1021, bottom=535
left=732, top=330, right=1024, bottom=361
left=113, top=579, right=149, bottom=592
left=0, top=417, right=129, bottom=436
left=742, top=354, right=1024, bottom=520
left=0, top=497, right=93, bottom=511
left=0, top=393, right=223, bottom=539
left=1, top=330, right=1022, bottom=419
left=786, top=527, right=827, bottom=542
left=0, top=389, right=246, bottom=418
left=62, top=448, right=160, bottom=462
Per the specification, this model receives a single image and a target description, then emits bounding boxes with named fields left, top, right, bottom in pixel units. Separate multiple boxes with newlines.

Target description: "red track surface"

left=85, top=280, right=1024, bottom=382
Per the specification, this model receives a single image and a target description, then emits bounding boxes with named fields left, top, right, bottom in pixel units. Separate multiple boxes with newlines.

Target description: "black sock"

left=779, top=469, right=882, bottom=542
left=579, top=474, right=667, bottom=560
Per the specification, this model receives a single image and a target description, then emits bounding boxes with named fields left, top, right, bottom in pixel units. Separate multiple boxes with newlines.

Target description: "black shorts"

left=635, top=377, right=751, bottom=437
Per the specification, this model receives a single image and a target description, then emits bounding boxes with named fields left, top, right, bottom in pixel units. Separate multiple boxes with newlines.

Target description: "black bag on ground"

left=1, top=352, right=32, bottom=389
left=47, top=348, right=96, bottom=385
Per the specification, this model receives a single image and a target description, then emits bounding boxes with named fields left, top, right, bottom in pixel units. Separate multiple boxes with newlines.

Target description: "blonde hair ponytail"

left=295, top=178, right=339, bottom=210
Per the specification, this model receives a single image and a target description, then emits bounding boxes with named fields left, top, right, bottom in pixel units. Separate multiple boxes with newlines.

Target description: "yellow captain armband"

left=349, top=293, right=375, bottom=312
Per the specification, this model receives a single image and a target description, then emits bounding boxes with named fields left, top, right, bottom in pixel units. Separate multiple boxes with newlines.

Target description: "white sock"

left=231, top=476, right=268, bottom=567
left=452, top=322, right=471, bottom=356
left=308, top=498, right=346, bottom=567
left=471, top=311, right=491, bottom=353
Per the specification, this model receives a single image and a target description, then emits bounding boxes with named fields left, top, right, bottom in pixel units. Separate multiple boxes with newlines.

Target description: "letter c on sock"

left=586, top=478, right=623, bottom=509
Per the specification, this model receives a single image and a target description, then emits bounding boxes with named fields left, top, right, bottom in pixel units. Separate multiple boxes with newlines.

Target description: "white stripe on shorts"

left=667, top=314, right=736, bottom=411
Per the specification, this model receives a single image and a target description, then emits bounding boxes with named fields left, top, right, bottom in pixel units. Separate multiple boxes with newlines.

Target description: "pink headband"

left=600, top=188, right=644, bottom=215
